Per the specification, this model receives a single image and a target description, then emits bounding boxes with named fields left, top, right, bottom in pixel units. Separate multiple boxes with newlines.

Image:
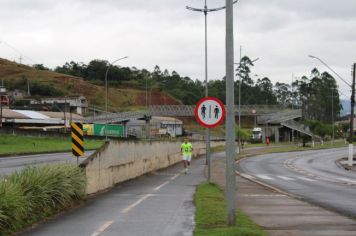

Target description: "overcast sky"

left=1, top=0, right=355, bottom=98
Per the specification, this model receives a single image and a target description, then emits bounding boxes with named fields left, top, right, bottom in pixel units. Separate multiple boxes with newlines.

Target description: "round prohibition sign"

left=194, top=97, right=226, bottom=128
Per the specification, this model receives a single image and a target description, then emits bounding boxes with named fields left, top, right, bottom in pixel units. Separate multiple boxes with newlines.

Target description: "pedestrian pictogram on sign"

left=194, top=97, right=226, bottom=128
left=71, top=122, right=84, bottom=157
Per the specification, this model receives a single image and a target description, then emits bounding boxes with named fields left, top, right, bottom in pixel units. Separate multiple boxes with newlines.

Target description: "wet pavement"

left=20, top=158, right=205, bottom=236
left=210, top=152, right=356, bottom=236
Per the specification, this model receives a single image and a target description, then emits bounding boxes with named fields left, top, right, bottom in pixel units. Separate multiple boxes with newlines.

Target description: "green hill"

left=0, top=58, right=181, bottom=112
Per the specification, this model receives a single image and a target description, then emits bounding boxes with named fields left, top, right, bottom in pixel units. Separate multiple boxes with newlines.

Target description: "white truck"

left=251, top=127, right=262, bottom=142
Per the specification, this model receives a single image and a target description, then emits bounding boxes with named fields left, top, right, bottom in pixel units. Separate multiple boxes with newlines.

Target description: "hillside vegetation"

left=0, top=58, right=180, bottom=112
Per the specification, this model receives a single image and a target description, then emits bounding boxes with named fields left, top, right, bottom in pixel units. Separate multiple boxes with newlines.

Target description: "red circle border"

left=194, top=97, right=226, bottom=129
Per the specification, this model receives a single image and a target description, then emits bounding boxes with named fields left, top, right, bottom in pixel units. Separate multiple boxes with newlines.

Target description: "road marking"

left=239, top=173, right=255, bottom=179
left=121, top=194, right=153, bottom=214
left=297, top=176, right=315, bottom=182
left=170, top=173, right=180, bottom=180
left=121, top=171, right=181, bottom=214
left=337, top=177, right=356, bottom=184
left=277, top=176, right=294, bottom=181
left=91, top=221, right=114, bottom=236
left=256, top=174, right=273, bottom=180
left=154, top=181, right=170, bottom=191
left=241, top=194, right=286, bottom=197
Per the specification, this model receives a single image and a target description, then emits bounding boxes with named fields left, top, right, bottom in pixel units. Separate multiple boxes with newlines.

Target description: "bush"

left=0, top=164, right=86, bottom=235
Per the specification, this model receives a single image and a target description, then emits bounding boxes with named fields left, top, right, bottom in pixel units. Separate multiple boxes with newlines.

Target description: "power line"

left=0, top=39, right=37, bottom=64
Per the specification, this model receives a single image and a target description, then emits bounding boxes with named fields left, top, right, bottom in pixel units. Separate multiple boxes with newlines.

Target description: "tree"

left=274, top=82, right=292, bottom=107
left=33, top=64, right=50, bottom=71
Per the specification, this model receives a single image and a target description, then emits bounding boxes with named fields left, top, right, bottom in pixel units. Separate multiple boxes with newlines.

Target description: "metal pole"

left=349, top=63, right=356, bottom=166
left=331, top=88, right=334, bottom=145
left=203, top=0, right=211, bottom=183
left=105, top=56, right=128, bottom=142
left=64, top=96, right=67, bottom=133
left=238, top=45, right=242, bottom=153
left=0, top=93, right=2, bottom=128
left=145, top=76, right=148, bottom=109
left=225, top=0, right=236, bottom=226
left=105, top=67, right=109, bottom=142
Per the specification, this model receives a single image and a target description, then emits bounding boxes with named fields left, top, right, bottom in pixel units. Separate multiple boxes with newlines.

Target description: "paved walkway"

left=210, top=152, right=356, bottom=236
left=20, top=158, right=206, bottom=236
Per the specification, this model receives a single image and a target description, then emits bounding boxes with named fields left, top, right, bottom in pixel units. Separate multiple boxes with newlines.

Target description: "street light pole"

left=235, top=56, right=259, bottom=151
left=226, top=0, right=237, bottom=226
left=105, top=56, right=128, bottom=141
left=350, top=64, right=356, bottom=166
left=186, top=0, right=237, bottom=183
left=309, top=55, right=355, bottom=166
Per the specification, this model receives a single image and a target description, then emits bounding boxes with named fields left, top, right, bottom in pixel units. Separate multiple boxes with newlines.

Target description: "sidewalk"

left=209, top=153, right=356, bottom=236
left=338, top=157, right=356, bottom=171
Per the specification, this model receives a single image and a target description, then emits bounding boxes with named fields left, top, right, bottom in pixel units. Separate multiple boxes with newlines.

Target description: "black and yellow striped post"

left=71, top=122, right=84, bottom=164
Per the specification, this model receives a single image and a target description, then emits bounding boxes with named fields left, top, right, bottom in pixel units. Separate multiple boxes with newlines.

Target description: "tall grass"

left=0, top=164, right=86, bottom=235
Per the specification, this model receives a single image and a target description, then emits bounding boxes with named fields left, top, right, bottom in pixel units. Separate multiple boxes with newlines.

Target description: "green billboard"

left=93, top=124, right=125, bottom=137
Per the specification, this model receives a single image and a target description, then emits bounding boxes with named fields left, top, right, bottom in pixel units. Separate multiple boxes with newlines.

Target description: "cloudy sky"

left=0, top=0, right=355, bottom=98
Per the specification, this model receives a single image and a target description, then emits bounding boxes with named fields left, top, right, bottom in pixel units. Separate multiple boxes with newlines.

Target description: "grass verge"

left=0, top=164, right=86, bottom=236
left=0, top=135, right=104, bottom=156
left=194, top=182, right=266, bottom=236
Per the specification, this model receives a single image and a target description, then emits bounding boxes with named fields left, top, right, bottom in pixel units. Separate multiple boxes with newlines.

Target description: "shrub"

left=0, top=164, right=86, bottom=235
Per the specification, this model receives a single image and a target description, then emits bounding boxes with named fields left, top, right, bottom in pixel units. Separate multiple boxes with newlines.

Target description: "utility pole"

left=64, top=96, right=67, bottom=133
left=349, top=63, right=356, bottom=166
left=238, top=45, right=242, bottom=153
left=27, top=79, right=30, bottom=96
left=0, top=92, right=2, bottom=128
left=186, top=0, right=237, bottom=183
left=225, top=0, right=236, bottom=226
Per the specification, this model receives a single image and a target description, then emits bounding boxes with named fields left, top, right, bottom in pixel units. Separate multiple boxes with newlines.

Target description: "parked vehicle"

left=251, top=127, right=262, bottom=143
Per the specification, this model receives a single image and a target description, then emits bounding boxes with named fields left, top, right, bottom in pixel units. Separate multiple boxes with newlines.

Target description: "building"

left=0, top=86, right=10, bottom=106
left=0, top=108, right=82, bottom=128
left=126, top=116, right=183, bottom=138
left=30, top=96, right=88, bottom=115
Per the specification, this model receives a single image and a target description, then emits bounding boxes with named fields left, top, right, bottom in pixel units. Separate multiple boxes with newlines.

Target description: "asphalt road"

left=0, top=151, right=94, bottom=176
left=20, top=157, right=205, bottom=236
left=237, top=147, right=356, bottom=218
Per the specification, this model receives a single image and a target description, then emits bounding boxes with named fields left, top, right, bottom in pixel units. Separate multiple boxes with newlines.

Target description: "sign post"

left=194, top=97, right=226, bottom=182
left=71, top=122, right=84, bottom=165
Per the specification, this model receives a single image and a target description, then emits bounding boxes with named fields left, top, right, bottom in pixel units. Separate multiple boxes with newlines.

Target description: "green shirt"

left=181, top=142, right=193, bottom=156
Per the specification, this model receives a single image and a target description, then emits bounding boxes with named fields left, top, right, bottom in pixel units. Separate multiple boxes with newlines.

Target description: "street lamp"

left=234, top=56, right=259, bottom=151
left=186, top=0, right=238, bottom=183
left=105, top=56, right=128, bottom=141
left=309, top=55, right=355, bottom=166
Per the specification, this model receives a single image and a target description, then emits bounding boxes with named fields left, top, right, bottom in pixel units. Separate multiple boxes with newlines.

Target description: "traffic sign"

left=71, top=122, right=84, bottom=157
left=194, top=97, right=226, bottom=128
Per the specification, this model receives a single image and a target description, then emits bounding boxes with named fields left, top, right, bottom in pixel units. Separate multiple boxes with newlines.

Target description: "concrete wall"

left=81, top=140, right=224, bottom=194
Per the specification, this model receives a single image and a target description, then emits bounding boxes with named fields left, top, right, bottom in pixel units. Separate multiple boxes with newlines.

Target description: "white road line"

left=297, top=176, right=315, bottom=182
left=121, top=194, right=153, bottom=214
left=277, top=176, right=294, bottom=181
left=239, top=173, right=255, bottom=179
left=170, top=173, right=180, bottom=181
left=154, top=181, right=170, bottom=191
left=337, top=177, right=356, bottom=184
left=91, top=221, right=114, bottom=236
left=256, top=174, right=273, bottom=180
left=241, top=194, right=286, bottom=197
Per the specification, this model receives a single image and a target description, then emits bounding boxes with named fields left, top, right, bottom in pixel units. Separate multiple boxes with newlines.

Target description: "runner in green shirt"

left=181, top=137, right=193, bottom=174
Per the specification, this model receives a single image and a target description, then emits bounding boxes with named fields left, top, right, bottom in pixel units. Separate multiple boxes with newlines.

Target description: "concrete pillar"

left=262, top=127, right=266, bottom=144
left=145, top=120, right=150, bottom=139
left=274, top=127, right=279, bottom=143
